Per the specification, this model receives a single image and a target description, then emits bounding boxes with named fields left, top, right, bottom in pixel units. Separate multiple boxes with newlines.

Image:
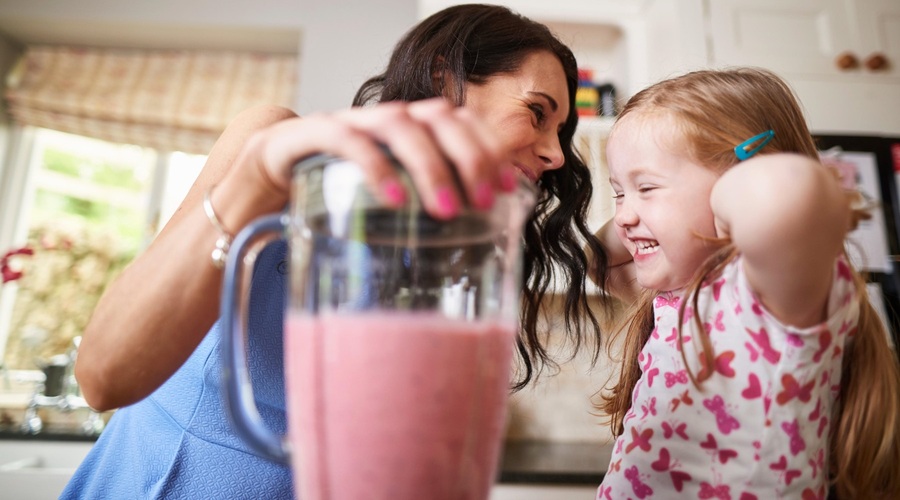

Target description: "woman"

left=63, top=4, right=611, bottom=498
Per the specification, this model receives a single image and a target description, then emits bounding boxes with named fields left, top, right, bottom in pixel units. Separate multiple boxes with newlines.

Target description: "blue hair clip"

left=734, top=130, right=774, bottom=161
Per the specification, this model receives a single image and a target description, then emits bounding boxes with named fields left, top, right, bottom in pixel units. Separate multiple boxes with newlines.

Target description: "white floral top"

left=598, top=255, right=859, bottom=500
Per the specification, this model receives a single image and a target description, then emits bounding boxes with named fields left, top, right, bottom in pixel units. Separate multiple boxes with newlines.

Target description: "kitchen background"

left=0, top=0, right=897, bottom=498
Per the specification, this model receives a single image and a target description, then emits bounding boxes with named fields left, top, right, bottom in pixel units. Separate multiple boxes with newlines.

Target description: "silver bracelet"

left=203, top=186, right=234, bottom=269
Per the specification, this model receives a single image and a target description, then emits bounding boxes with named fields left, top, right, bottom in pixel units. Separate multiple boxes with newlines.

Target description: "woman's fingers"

left=405, top=101, right=513, bottom=211
left=251, top=99, right=513, bottom=219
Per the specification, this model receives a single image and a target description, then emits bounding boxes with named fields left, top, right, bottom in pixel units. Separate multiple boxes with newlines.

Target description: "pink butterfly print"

left=641, top=352, right=660, bottom=387
left=598, top=485, right=613, bottom=500
left=615, top=438, right=625, bottom=454
left=640, top=397, right=658, bottom=419
left=664, top=326, right=691, bottom=345
left=704, top=310, right=725, bottom=334
left=837, top=258, right=852, bottom=282
left=812, top=330, right=832, bottom=363
left=776, top=374, right=814, bottom=405
left=740, top=493, right=759, bottom=500
left=625, top=426, right=654, bottom=454
left=781, top=419, right=807, bottom=456
left=769, top=455, right=802, bottom=486
left=697, top=350, right=736, bottom=382
left=838, top=319, right=853, bottom=336
left=802, top=486, right=826, bottom=500
left=817, top=415, right=829, bottom=438
left=681, top=305, right=695, bottom=326
left=664, top=369, right=689, bottom=388
left=650, top=447, right=692, bottom=492
left=700, top=433, right=739, bottom=464
left=655, top=294, right=680, bottom=309
left=670, top=390, right=694, bottom=412
left=699, top=481, right=731, bottom=500
left=809, top=399, right=822, bottom=421
left=809, top=448, right=825, bottom=479
left=712, top=278, right=726, bottom=301
left=662, top=421, right=689, bottom=440
left=752, top=440, right=762, bottom=461
left=703, top=395, right=741, bottom=434
left=746, top=327, right=782, bottom=364
left=744, top=342, right=759, bottom=362
left=623, top=465, right=654, bottom=499
left=734, top=302, right=743, bottom=315
left=751, top=299, right=764, bottom=315
left=741, top=373, right=762, bottom=399
left=786, top=333, right=804, bottom=348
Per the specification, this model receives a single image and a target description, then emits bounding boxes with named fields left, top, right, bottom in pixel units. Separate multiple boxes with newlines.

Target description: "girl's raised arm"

left=710, top=153, right=851, bottom=328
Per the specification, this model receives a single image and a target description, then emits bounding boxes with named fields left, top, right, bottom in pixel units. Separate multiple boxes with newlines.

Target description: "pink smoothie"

left=285, top=311, right=515, bottom=500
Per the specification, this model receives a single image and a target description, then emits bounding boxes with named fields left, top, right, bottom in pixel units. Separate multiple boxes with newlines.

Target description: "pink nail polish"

left=499, top=168, right=518, bottom=191
left=381, top=179, right=407, bottom=206
left=474, top=182, right=495, bottom=209
left=436, top=187, right=459, bottom=218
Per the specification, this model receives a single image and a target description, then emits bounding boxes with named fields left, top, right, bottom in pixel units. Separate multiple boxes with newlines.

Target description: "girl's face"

left=607, top=113, right=722, bottom=293
left=464, top=50, right=569, bottom=183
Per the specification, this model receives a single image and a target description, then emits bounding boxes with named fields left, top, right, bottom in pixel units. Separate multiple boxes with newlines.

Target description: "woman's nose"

left=537, top=133, right=564, bottom=172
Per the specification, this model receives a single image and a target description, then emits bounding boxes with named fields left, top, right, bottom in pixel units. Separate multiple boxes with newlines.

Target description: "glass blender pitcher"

left=221, top=152, right=535, bottom=500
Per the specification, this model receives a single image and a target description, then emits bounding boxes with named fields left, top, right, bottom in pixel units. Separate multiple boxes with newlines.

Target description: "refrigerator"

left=814, top=134, right=900, bottom=355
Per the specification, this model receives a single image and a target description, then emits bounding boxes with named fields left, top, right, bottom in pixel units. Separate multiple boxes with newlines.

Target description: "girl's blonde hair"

left=597, top=67, right=900, bottom=499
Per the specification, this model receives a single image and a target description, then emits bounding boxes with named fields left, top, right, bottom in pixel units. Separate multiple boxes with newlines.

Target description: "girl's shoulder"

left=722, top=253, right=859, bottom=335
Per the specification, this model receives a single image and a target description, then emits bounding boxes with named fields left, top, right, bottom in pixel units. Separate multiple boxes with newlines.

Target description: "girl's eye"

left=638, top=186, right=655, bottom=193
left=612, top=193, right=624, bottom=200
left=528, top=103, right=546, bottom=125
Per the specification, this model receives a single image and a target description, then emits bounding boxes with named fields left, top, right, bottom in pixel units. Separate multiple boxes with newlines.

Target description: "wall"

left=0, top=0, right=418, bottom=114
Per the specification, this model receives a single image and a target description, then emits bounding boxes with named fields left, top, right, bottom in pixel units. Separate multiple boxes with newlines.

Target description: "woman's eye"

left=528, top=103, right=546, bottom=124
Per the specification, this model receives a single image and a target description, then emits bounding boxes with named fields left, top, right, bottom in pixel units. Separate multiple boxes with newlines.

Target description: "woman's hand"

left=236, top=99, right=519, bottom=220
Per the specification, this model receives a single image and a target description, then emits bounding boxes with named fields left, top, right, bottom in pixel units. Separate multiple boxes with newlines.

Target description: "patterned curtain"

left=4, top=46, right=297, bottom=154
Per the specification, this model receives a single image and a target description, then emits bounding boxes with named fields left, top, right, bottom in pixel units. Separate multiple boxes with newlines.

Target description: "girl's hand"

left=588, top=218, right=641, bottom=303
left=241, top=99, right=518, bottom=219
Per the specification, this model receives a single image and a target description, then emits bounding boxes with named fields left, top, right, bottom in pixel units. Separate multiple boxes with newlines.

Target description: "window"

left=0, top=127, right=204, bottom=370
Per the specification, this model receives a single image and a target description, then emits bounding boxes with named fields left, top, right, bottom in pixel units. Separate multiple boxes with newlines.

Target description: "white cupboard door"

left=855, top=0, right=900, bottom=81
left=707, top=0, right=853, bottom=77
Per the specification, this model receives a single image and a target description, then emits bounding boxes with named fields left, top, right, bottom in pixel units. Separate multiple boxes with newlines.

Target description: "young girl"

left=596, top=68, right=900, bottom=499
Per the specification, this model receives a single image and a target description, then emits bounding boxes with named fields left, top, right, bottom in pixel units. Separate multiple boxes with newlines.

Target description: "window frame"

left=0, top=125, right=204, bottom=364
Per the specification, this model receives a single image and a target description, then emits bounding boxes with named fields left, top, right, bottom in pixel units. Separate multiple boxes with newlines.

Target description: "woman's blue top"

left=61, top=241, right=293, bottom=499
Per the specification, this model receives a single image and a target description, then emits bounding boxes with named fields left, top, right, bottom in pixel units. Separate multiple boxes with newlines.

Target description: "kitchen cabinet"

left=706, top=0, right=900, bottom=134
left=709, top=0, right=899, bottom=81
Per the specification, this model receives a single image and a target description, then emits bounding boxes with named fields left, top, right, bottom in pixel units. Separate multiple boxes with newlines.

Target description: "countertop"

left=0, top=426, right=99, bottom=442
left=0, top=427, right=612, bottom=486
left=499, top=440, right=610, bottom=485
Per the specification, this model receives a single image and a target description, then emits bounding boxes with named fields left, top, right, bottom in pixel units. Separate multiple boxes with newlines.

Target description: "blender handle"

left=221, top=213, right=291, bottom=464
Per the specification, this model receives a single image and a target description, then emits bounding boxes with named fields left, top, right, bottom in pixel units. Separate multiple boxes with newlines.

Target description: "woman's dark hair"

left=355, top=4, right=611, bottom=390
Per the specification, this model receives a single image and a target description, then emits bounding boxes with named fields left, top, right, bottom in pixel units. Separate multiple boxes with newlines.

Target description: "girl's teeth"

left=634, top=241, right=659, bottom=255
